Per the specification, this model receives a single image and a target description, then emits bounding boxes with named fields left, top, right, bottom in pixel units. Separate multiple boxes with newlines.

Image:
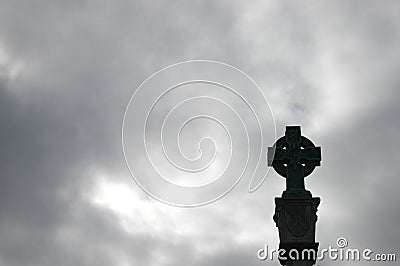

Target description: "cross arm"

left=267, top=147, right=288, bottom=166
left=300, top=147, right=321, bottom=166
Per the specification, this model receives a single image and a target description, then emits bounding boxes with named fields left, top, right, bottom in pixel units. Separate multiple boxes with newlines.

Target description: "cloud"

left=0, top=0, right=399, bottom=265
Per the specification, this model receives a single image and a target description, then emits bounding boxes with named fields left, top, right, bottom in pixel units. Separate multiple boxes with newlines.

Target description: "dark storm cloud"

left=0, top=1, right=247, bottom=265
left=0, top=0, right=399, bottom=266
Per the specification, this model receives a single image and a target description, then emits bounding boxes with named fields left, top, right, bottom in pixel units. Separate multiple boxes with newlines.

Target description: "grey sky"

left=0, top=1, right=399, bottom=265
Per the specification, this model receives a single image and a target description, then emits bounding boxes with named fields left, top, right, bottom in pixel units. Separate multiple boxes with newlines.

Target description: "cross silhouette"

left=268, top=126, right=321, bottom=196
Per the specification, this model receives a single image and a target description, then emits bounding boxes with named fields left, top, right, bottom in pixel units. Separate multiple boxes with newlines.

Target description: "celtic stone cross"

left=268, top=126, right=322, bottom=266
left=268, top=126, right=321, bottom=198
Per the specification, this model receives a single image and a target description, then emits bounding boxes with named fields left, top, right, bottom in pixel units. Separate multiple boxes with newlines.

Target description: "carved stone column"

left=268, top=126, right=322, bottom=266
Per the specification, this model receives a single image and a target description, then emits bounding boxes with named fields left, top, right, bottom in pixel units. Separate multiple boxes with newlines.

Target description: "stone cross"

left=268, top=126, right=322, bottom=266
left=268, top=126, right=321, bottom=198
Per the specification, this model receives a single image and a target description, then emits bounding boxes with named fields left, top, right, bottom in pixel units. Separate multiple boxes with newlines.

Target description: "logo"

left=122, top=60, right=276, bottom=207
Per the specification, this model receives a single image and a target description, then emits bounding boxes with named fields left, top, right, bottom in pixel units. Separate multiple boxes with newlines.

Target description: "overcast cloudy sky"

left=1, top=1, right=399, bottom=265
